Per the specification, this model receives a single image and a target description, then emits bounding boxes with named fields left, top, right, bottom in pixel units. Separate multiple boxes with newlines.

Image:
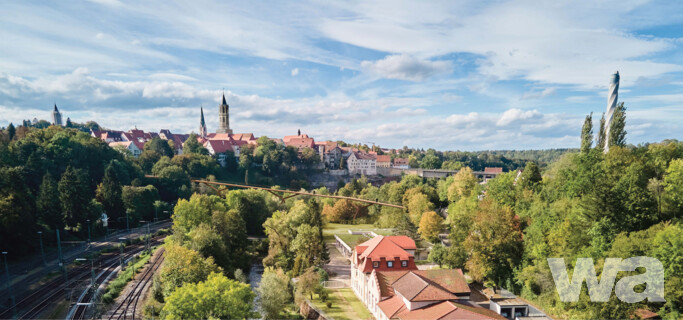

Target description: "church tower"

left=217, top=93, right=232, bottom=134
left=52, top=104, right=63, bottom=126
left=199, top=106, right=208, bottom=137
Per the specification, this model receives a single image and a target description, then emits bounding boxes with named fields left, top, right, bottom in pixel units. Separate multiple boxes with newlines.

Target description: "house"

left=481, top=167, right=504, bottom=183
left=159, top=129, right=189, bottom=155
left=348, top=151, right=377, bottom=175
left=392, top=158, right=410, bottom=169
left=315, top=141, right=343, bottom=169
left=351, top=235, right=505, bottom=320
left=284, top=134, right=315, bottom=152
left=204, top=139, right=237, bottom=167
left=109, top=141, right=142, bottom=158
left=376, top=155, right=392, bottom=168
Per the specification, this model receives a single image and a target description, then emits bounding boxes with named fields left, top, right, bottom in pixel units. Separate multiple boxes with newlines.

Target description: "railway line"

left=106, top=248, right=165, bottom=320
left=0, top=236, right=166, bottom=320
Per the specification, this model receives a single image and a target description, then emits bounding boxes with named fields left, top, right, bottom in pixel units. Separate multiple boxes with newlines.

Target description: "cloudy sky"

left=1, top=0, right=682, bottom=150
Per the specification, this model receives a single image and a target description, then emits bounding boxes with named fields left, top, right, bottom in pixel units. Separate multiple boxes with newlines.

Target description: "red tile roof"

left=285, top=136, right=315, bottom=149
left=397, top=301, right=507, bottom=320
left=352, top=151, right=377, bottom=160
left=393, top=158, right=409, bottom=165
left=484, top=167, right=503, bottom=174
left=377, top=269, right=470, bottom=301
left=357, top=235, right=415, bottom=260
left=377, top=295, right=407, bottom=319
left=205, top=139, right=234, bottom=154
left=377, top=155, right=392, bottom=163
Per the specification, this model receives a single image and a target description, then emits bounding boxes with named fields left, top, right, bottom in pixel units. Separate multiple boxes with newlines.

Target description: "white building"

left=348, top=151, right=377, bottom=175
left=109, top=141, right=142, bottom=158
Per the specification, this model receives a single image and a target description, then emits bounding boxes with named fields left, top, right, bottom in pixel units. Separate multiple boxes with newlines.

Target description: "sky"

left=1, top=0, right=682, bottom=150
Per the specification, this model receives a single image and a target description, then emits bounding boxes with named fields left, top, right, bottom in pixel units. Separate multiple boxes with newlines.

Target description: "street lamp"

left=125, top=209, right=131, bottom=233
left=118, top=237, right=126, bottom=270
left=37, top=231, right=46, bottom=266
left=76, top=258, right=95, bottom=290
left=163, top=210, right=169, bottom=220
left=86, top=219, right=91, bottom=243
left=2, top=252, right=16, bottom=319
left=140, top=221, right=151, bottom=252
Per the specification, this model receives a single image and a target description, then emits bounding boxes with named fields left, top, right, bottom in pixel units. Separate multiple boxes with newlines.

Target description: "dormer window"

left=387, top=261, right=394, bottom=268
left=401, top=260, right=408, bottom=267
left=373, top=261, right=379, bottom=268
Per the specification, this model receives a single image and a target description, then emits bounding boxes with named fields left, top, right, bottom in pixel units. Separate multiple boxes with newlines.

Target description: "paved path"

left=324, top=242, right=350, bottom=278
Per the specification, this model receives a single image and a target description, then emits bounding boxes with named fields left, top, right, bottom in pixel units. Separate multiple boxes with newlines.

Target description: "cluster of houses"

left=350, top=235, right=550, bottom=320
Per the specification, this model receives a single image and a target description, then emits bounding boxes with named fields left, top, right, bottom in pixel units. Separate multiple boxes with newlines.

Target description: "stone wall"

left=299, top=300, right=327, bottom=320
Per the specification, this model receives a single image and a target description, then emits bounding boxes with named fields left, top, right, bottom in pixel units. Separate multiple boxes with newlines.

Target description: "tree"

left=428, top=243, right=447, bottom=267
left=465, top=199, right=523, bottom=287
left=145, top=137, right=175, bottom=158
left=58, top=166, right=91, bottom=228
left=663, top=159, right=683, bottom=218
left=122, top=185, right=159, bottom=222
left=7, top=123, right=15, bottom=140
left=420, top=154, right=441, bottom=169
left=258, top=268, right=292, bottom=320
left=405, top=192, right=433, bottom=225
left=182, top=133, right=209, bottom=155
left=96, top=163, right=124, bottom=223
left=596, top=112, right=606, bottom=150
left=161, top=272, right=255, bottom=320
left=37, top=173, right=63, bottom=229
left=160, top=244, right=221, bottom=296
left=608, top=102, right=627, bottom=149
left=447, top=167, right=478, bottom=202
left=322, top=199, right=359, bottom=223
left=290, top=224, right=323, bottom=275
left=295, top=268, right=320, bottom=302
left=519, top=162, right=542, bottom=190
left=581, top=112, right=593, bottom=153
left=418, top=211, right=444, bottom=242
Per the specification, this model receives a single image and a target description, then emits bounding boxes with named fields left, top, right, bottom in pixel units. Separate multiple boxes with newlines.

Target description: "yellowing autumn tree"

left=418, top=211, right=444, bottom=242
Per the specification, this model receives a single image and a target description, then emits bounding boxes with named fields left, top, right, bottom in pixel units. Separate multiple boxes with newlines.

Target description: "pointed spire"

left=200, top=105, right=205, bottom=125
left=54, top=103, right=59, bottom=112
left=222, top=93, right=227, bottom=106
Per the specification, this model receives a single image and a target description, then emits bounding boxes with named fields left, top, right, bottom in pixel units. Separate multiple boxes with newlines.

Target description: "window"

left=401, top=260, right=408, bottom=267
left=387, top=261, right=394, bottom=268
left=373, top=261, right=379, bottom=268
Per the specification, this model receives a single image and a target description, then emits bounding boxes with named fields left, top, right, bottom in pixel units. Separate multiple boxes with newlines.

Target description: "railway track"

left=0, top=236, right=165, bottom=319
left=106, top=248, right=165, bottom=320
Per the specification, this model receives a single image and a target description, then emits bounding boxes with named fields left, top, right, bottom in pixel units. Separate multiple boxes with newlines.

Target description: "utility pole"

left=56, top=229, right=66, bottom=281
left=2, top=252, right=16, bottom=319
left=118, top=238, right=126, bottom=271
left=76, top=258, right=95, bottom=289
left=38, top=231, right=46, bottom=266
left=125, top=210, right=131, bottom=233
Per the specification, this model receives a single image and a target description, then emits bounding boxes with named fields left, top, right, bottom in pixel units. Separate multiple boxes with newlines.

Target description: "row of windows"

left=372, top=260, right=408, bottom=268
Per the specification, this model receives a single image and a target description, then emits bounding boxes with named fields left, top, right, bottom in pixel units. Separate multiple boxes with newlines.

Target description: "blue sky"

left=1, top=0, right=681, bottom=150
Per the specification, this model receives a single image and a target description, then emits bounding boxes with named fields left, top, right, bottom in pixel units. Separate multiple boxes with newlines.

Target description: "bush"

left=326, top=301, right=332, bottom=308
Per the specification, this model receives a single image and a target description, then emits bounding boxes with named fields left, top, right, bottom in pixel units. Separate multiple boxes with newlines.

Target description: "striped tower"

left=604, top=71, right=619, bottom=153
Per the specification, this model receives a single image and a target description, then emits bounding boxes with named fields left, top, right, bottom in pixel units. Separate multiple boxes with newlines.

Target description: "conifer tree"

left=37, top=173, right=63, bottom=229
left=608, top=102, right=627, bottom=148
left=59, top=166, right=91, bottom=228
left=596, top=113, right=606, bottom=150
left=96, top=163, right=124, bottom=222
left=7, top=123, right=15, bottom=140
left=580, top=112, right=593, bottom=153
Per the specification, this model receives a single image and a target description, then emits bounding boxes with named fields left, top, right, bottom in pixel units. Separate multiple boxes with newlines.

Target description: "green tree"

left=159, top=244, right=221, bottom=296
left=145, top=137, right=175, bottom=158
left=122, top=185, right=159, bottom=222
left=37, top=173, right=63, bottom=229
left=519, top=162, right=542, bottom=190
left=182, top=133, right=209, bottom=155
left=663, top=159, right=683, bottom=218
left=419, top=154, right=441, bottom=169
left=58, top=166, right=91, bottom=228
left=596, top=113, right=606, bottom=150
left=608, top=102, right=627, bottom=148
left=258, top=268, right=292, bottom=320
left=7, top=123, right=15, bottom=140
left=161, top=272, right=255, bottom=320
left=295, top=268, right=320, bottom=302
left=405, top=192, right=433, bottom=225
left=96, top=163, right=124, bottom=223
left=581, top=112, right=593, bottom=153
left=465, top=199, right=523, bottom=287
left=447, top=167, right=478, bottom=202
left=290, top=224, right=323, bottom=275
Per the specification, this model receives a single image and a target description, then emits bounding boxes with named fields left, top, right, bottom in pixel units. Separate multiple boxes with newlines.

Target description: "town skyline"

left=1, top=1, right=682, bottom=150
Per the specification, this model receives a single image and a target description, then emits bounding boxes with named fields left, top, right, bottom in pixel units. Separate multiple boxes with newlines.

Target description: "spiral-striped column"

left=604, top=71, right=619, bottom=152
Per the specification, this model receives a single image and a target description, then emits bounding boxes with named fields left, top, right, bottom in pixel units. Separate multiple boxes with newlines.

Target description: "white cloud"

left=521, top=87, right=556, bottom=100
left=291, top=68, right=299, bottom=76
left=497, top=108, right=542, bottom=126
left=361, top=55, right=452, bottom=81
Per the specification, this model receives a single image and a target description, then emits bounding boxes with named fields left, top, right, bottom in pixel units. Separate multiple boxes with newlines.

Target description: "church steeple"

left=52, top=103, right=63, bottom=126
left=199, top=106, right=207, bottom=138
left=217, top=92, right=232, bottom=134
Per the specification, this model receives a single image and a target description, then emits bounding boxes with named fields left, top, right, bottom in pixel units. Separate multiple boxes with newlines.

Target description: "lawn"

left=322, top=223, right=394, bottom=244
left=310, top=288, right=372, bottom=320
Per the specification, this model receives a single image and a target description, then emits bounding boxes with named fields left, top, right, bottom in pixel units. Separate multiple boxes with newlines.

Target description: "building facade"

left=348, top=151, right=377, bottom=175
left=52, top=104, right=63, bottom=126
